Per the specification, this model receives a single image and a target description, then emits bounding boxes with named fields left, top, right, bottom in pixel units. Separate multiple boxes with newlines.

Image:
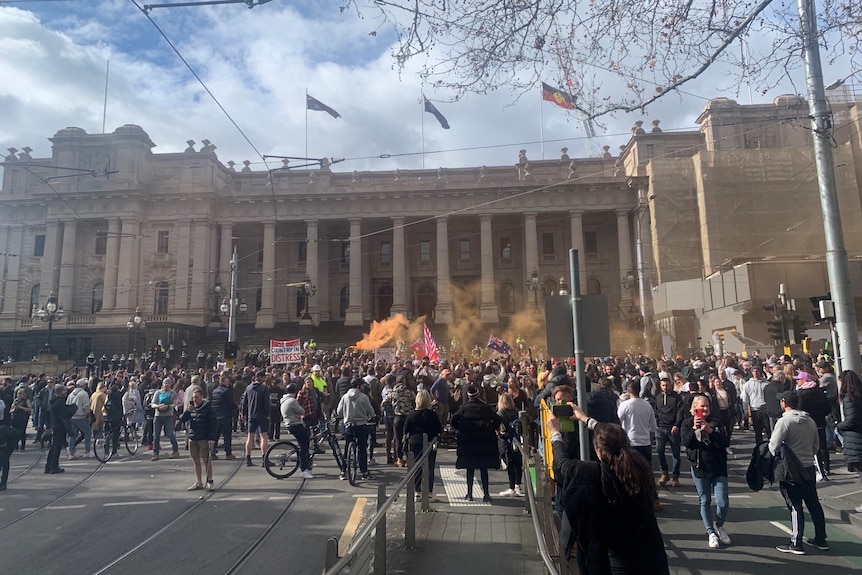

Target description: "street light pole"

left=634, top=194, right=656, bottom=355
left=126, top=307, right=146, bottom=354
left=34, top=291, right=65, bottom=355
left=526, top=270, right=542, bottom=312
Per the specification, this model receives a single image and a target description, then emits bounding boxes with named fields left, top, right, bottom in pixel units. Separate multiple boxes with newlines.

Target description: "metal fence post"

left=325, top=536, right=339, bottom=570
left=421, top=434, right=430, bottom=511
left=405, top=449, right=416, bottom=549
left=519, top=411, right=531, bottom=514
left=375, top=482, right=387, bottom=574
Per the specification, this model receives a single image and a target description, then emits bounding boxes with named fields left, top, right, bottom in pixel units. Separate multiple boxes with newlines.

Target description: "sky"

left=0, top=0, right=850, bottom=175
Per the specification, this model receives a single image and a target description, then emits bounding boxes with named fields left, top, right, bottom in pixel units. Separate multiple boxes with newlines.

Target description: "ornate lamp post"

left=299, top=276, right=317, bottom=320
left=209, top=279, right=224, bottom=323
left=126, top=306, right=147, bottom=353
left=34, top=291, right=65, bottom=355
left=526, top=270, right=542, bottom=311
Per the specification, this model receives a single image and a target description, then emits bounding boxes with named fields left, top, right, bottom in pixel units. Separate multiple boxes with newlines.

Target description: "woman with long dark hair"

left=451, top=385, right=504, bottom=502
left=548, top=405, right=669, bottom=574
left=837, top=370, right=862, bottom=506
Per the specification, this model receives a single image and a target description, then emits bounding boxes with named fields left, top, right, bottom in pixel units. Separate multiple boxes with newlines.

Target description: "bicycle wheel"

left=94, top=432, right=115, bottom=463
left=264, top=441, right=300, bottom=479
left=346, top=441, right=359, bottom=486
left=124, top=424, right=140, bottom=455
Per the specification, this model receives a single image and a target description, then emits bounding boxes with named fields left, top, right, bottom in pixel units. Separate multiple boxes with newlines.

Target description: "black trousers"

left=213, top=417, right=233, bottom=455
left=0, top=446, right=12, bottom=485
left=47, top=429, right=67, bottom=471
left=288, top=423, right=311, bottom=471
left=779, top=473, right=826, bottom=546
left=751, top=409, right=770, bottom=445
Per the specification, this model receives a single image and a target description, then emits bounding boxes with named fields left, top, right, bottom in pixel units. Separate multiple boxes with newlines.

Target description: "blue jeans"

left=655, top=427, right=680, bottom=476
left=691, top=470, right=729, bottom=534
left=153, top=416, right=179, bottom=454
left=69, top=418, right=92, bottom=453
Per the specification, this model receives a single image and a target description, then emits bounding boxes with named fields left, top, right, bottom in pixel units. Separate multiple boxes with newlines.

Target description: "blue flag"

left=487, top=334, right=512, bottom=355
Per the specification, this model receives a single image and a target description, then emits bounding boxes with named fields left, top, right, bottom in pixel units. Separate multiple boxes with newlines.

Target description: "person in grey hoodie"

left=281, top=383, right=313, bottom=480
left=768, top=391, right=828, bottom=555
left=336, top=379, right=376, bottom=480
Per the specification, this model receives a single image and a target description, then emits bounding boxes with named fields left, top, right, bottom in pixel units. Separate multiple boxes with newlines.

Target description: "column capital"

left=615, top=208, right=632, bottom=217
left=436, top=216, right=448, bottom=224
left=568, top=209, right=585, bottom=217
left=391, top=216, right=405, bottom=225
left=479, top=214, right=493, bottom=223
left=348, top=217, right=362, bottom=225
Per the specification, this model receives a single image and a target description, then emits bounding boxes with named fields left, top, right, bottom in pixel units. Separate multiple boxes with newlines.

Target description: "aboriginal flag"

left=307, top=93, right=341, bottom=118
left=541, top=82, right=576, bottom=110
left=423, top=96, right=450, bottom=129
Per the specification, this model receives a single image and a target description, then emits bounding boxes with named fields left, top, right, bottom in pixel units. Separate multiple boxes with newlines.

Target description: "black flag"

left=307, top=94, right=341, bottom=119
left=423, top=96, right=450, bottom=129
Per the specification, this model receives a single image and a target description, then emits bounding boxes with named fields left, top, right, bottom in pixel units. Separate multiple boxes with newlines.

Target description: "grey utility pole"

left=797, top=0, right=861, bottom=374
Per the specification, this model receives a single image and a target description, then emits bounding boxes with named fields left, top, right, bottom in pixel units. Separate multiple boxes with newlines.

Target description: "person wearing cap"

left=241, top=370, right=272, bottom=467
left=309, top=364, right=330, bottom=417
left=66, top=379, right=93, bottom=459
left=769, top=391, right=828, bottom=554
left=150, top=377, right=181, bottom=461
left=450, top=385, right=504, bottom=503
left=795, top=370, right=831, bottom=479
left=281, top=383, right=313, bottom=480
left=335, top=376, right=376, bottom=480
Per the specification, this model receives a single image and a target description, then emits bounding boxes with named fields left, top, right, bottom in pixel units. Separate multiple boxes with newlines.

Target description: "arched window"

left=376, top=284, right=393, bottom=321
left=154, top=282, right=169, bottom=315
left=544, top=279, right=558, bottom=296
left=339, top=286, right=349, bottom=318
left=296, top=291, right=307, bottom=318
left=500, top=282, right=515, bottom=314
left=29, top=284, right=40, bottom=316
left=91, top=283, right=104, bottom=314
left=416, top=283, right=436, bottom=318
left=587, top=277, right=602, bottom=295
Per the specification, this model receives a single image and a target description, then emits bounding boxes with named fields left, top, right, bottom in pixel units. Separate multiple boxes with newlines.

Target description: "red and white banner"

left=270, top=339, right=301, bottom=364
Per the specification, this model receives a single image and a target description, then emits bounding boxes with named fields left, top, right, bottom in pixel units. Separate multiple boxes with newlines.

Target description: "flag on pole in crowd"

left=487, top=334, right=513, bottom=355
left=423, top=323, right=440, bottom=363
left=423, top=96, right=450, bottom=129
left=307, top=93, right=342, bottom=118
left=410, top=338, right=426, bottom=357
left=541, top=82, right=577, bottom=110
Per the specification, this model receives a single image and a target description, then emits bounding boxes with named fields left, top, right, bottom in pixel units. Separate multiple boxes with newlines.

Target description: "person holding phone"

left=178, top=387, right=217, bottom=491
left=681, top=395, right=731, bottom=549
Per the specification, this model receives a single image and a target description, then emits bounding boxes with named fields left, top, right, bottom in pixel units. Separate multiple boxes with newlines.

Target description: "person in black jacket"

left=654, top=377, right=684, bottom=487
left=681, top=394, right=731, bottom=549
left=795, top=371, right=831, bottom=478
left=47, top=385, right=74, bottom=474
left=451, top=385, right=504, bottom=502
left=404, top=389, right=443, bottom=501
left=0, top=423, right=17, bottom=489
left=210, top=375, right=237, bottom=460
left=103, top=384, right=124, bottom=456
left=837, top=371, right=862, bottom=492
left=179, top=387, right=218, bottom=491
left=549, top=406, right=669, bottom=574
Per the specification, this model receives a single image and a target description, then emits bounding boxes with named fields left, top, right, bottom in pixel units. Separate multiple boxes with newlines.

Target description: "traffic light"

left=767, top=317, right=786, bottom=343
left=224, top=341, right=238, bottom=360
left=792, top=316, right=808, bottom=343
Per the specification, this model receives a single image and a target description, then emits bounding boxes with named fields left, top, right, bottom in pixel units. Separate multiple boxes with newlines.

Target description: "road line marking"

left=770, top=520, right=792, bottom=535
left=218, top=497, right=254, bottom=501
left=20, top=508, right=37, bottom=512
left=299, top=495, right=335, bottom=499
left=103, top=500, right=169, bottom=507
left=46, top=505, right=86, bottom=510
left=339, top=497, right=366, bottom=557
left=834, top=488, right=862, bottom=499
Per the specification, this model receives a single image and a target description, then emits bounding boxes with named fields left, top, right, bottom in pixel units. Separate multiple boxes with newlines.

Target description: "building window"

left=542, top=232, right=555, bottom=260
left=34, top=235, right=45, bottom=257
left=91, top=283, right=103, bottom=314
left=29, top=284, right=40, bottom=315
left=459, top=239, right=470, bottom=262
left=297, top=241, right=307, bottom=263
left=341, top=241, right=350, bottom=265
left=587, top=277, right=602, bottom=295
left=340, top=286, right=349, bottom=317
left=258, top=241, right=264, bottom=264
left=380, top=240, right=392, bottom=265
left=584, top=231, right=598, bottom=259
left=644, top=143, right=655, bottom=159
left=256, top=287, right=262, bottom=311
left=95, top=232, right=107, bottom=255
left=500, top=282, right=515, bottom=314
left=154, top=281, right=169, bottom=315
left=157, top=231, right=170, bottom=254
left=296, top=292, right=307, bottom=317
left=500, top=237, right=512, bottom=262
left=419, top=240, right=431, bottom=263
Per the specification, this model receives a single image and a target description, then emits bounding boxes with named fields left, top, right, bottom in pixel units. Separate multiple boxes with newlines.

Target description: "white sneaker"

left=301, top=470, right=314, bottom=480
left=708, top=533, right=721, bottom=549
left=514, top=485, right=524, bottom=497
left=855, top=504, right=862, bottom=513
left=716, top=526, right=731, bottom=545
left=726, top=448, right=734, bottom=456
left=499, top=488, right=515, bottom=496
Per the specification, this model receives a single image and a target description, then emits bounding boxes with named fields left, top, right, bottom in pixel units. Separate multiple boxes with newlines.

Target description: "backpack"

left=143, top=389, right=156, bottom=417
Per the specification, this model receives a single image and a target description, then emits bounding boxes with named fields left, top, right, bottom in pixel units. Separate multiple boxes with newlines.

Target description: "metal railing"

left=323, top=434, right=436, bottom=575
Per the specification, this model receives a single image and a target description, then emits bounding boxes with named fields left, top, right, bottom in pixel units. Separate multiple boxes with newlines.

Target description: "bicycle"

left=93, top=416, right=139, bottom=462
left=120, top=413, right=141, bottom=455
left=264, top=419, right=353, bottom=482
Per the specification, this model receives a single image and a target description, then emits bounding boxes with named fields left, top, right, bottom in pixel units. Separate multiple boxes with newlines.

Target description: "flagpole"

left=421, top=89, right=426, bottom=169
left=102, top=59, right=110, bottom=134
left=305, top=87, right=309, bottom=158
left=539, top=87, right=545, bottom=160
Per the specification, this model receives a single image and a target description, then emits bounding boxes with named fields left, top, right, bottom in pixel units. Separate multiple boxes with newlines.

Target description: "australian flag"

left=487, top=334, right=512, bottom=355
left=307, top=93, right=342, bottom=118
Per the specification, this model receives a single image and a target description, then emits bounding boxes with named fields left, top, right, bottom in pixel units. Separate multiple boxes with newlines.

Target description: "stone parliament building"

left=2, top=89, right=862, bottom=361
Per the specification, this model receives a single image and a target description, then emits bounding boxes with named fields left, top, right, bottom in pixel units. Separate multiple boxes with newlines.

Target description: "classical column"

left=1, top=225, right=23, bottom=318
left=220, top=222, right=233, bottom=285
left=190, top=220, right=212, bottom=318
left=57, top=220, right=77, bottom=309
left=39, top=221, right=61, bottom=303
left=345, top=218, right=364, bottom=326
left=569, top=210, right=587, bottom=293
left=479, top=215, right=499, bottom=322
left=115, top=219, right=141, bottom=312
left=390, top=217, right=407, bottom=316
left=101, top=218, right=121, bottom=311
left=304, top=220, right=319, bottom=324
left=256, top=221, right=276, bottom=328
left=617, top=209, right=634, bottom=304
left=434, top=217, right=453, bottom=323
left=174, top=220, right=192, bottom=314
left=524, top=212, right=539, bottom=310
